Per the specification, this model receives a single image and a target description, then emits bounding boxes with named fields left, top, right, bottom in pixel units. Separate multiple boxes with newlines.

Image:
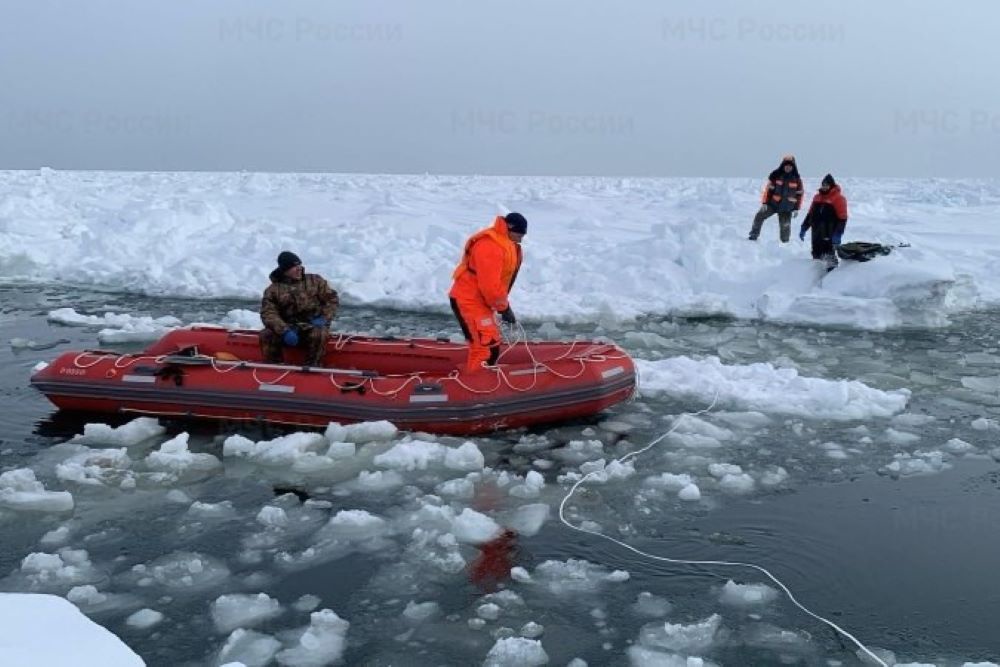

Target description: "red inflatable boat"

left=31, top=327, right=636, bottom=435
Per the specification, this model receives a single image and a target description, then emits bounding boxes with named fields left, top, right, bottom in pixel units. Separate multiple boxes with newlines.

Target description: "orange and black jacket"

left=762, top=166, right=804, bottom=213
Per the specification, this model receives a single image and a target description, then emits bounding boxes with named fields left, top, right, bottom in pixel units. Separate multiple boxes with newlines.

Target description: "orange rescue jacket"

left=449, top=216, right=522, bottom=311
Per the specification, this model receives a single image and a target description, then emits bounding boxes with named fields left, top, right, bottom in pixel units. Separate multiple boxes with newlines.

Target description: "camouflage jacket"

left=260, top=270, right=339, bottom=334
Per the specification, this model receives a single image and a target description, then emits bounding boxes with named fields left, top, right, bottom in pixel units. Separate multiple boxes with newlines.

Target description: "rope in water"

left=548, top=377, right=888, bottom=666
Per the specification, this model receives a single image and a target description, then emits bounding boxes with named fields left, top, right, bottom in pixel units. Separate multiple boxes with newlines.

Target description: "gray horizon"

left=2, top=0, right=998, bottom=178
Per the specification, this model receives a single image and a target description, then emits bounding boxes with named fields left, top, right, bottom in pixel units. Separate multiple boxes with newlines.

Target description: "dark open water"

left=1, top=284, right=998, bottom=666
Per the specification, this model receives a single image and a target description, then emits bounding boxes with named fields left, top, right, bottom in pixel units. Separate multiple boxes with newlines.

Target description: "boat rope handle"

left=557, top=393, right=889, bottom=667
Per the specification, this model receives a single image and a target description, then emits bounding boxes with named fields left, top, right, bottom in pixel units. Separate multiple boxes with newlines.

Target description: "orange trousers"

left=450, top=297, right=501, bottom=371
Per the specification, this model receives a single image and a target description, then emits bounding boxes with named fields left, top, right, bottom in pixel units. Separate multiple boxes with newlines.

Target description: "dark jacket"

left=762, top=160, right=804, bottom=213
left=800, top=185, right=849, bottom=241
left=261, top=271, right=339, bottom=335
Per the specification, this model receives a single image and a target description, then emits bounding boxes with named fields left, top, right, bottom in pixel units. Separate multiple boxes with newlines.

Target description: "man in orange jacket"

left=448, top=213, right=526, bottom=371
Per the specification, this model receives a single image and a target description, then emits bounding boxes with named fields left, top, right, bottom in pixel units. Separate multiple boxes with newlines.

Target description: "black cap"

left=277, top=251, right=302, bottom=271
left=504, top=212, right=528, bottom=234
left=821, top=174, right=836, bottom=187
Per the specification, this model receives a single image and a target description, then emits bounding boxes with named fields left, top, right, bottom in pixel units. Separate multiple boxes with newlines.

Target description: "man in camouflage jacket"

left=259, top=251, right=339, bottom=367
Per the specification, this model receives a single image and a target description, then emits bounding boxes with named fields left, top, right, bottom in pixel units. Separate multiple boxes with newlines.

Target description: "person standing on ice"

left=748, top=154, right=804, bottom=242
left=799, top=173, right=849, bottom=270
left=259, top=251, right=339, bottom=367
left=448, top=213, right=526, bottom=372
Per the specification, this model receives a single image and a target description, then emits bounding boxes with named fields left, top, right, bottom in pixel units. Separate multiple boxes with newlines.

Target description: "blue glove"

left=798, top=228, right=806, bottom=241
left=282, top=329, right=299, bottom=347
left=832, top=232, right=843, bottom=246
left=310, top=316, right=327, bottom=328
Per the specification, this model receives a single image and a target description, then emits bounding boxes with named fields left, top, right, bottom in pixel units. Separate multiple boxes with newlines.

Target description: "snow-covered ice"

left=2, top=171, right=996, bottom=331
left=0, top=593, right=143, bottom=666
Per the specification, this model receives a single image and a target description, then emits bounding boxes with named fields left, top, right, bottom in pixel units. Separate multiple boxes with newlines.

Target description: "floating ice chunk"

left=673, top=416, right=734, bottom=442
left=510, top=567, right=532, bottom=583
left=216, top=308, right=264, bottom=330
left=436, top=477, right=476, bottom=498
left=402, top=600, right=440, bottom=622
left=678, top=484, right=701, bottom=501
left=550, top=440, right=605, bottom=464
left=56, top=447, right=134, bottom=489
left=293, top=595, right=322, bottom=613
left=718, top=580, right=779, bottom=607
left=483, top=636, right=549, bottom=667
left=445, top=442, right=486, bottom=471
left=645, top=473, right=693, bottom=491
left=325, top=420, right=398, bottom=444
left=714, top=411, right=771, bottom=429
left=327, top=509, right=388, bottom=536
left=404, top=528, right=466, bottom=574
left=275, top=608, right=349, bottom=666
left=758, top=467, right=789, bottom=487
left=373, top=439, right=448, bottom=471
left=71, top=417, right=165, bottom=446
left=211, top=593, right=283, bottom=633
left=627, top=646, right=716, bottom=666
left=145, top=433, right=221, bottom=474
left=820, top=442, right=849, bottom=460
left=718, top=473, right=755, bottom=495
left=48, top=308, right=182, bottom=343
left=126, top=608, right=164, bottom=629
left=636, top=356, right=909, bottom=420
left=13, top=549, right=103, bottom=592
left=188, top=501, right=237, bottom=519
left=708, top=463, right=742, bottom=478
left=127, top=551, right=230, bottom=591
left=351, top=470, right=404, bottom=491
left=223, top=432, right=329, bottom=467
left=522, top=559, right=629, bottom=596
left=325, top=441, right=356, bottom=459
left=40, top=525, right=72, bottom=546
left=217, top=628, right=282, bottom=667
left=944, top=438, right=976, bottom=455
left=506, top=503, right=550, bottom=537
left=510, top=470, right=546, bottom=498
left=520, top=621, right=544, bottom=638
left=639, top=614, right=721, bottom=654
left=882, top=451, right=951, bottom=477
left=890, top=413, right=935, bottom=428
left=256, top=506, right=289, bottom=528
left=0, top=468, right=74, bottom=512
left=632, top=591, right=673, bottom=618
left=623, top=331, right=672, bottom=348
left=452, top=508, right=502, bottom=544
left=0, top=593, right=144, bottom=666
left=884, top=428, right=921, bottom=446
left=971, top=417, right=999, bottom=431
left=67, top=585, right=107, bottom=606
left=477, top=602, right=501, bottom=620
left=579, top=458, right=636, bottom=483
left=166, top=489, right=192, bottom=504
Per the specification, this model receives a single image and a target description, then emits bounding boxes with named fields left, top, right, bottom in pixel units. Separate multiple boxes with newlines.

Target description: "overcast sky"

left=1, top=0, right=998, bottom=176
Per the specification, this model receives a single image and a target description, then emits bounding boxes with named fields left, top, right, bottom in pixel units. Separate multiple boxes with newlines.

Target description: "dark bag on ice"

left=835, top=242, right=896, bottom=262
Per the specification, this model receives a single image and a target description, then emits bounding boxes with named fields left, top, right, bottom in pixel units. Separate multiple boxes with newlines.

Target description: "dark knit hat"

left=277, top=251, right=302, bottom=271
left=504, top=212, right=528, bottom=234
left=821, top=173, right=836, bottom=187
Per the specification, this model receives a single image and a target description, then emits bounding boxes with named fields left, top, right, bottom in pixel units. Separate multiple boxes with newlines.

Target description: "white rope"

left=557, top=394, right=888, bottom=667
